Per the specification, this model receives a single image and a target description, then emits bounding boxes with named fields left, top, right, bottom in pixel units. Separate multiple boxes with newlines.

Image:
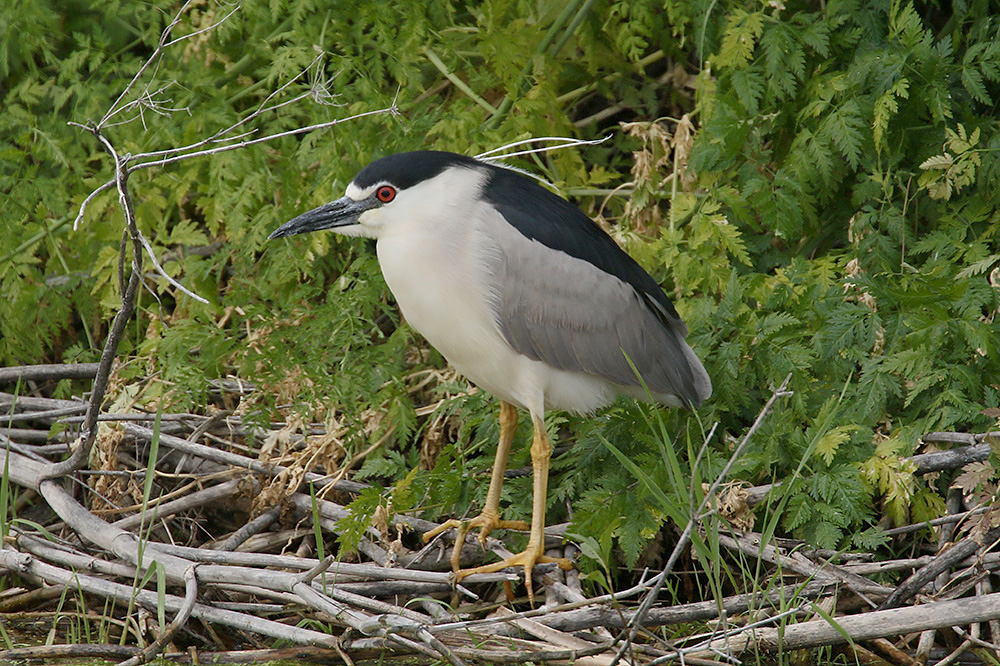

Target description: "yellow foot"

left=422, top=512, right=531, bottom=571
left=456, top=546, right=573, bottom=604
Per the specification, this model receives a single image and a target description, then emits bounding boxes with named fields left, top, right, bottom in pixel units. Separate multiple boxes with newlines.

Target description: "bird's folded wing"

left=483, top=213, right=708, bottom=407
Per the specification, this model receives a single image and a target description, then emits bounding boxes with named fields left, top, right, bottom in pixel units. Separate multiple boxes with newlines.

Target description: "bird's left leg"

left=451, top=412, right=572, bottom=602
left=422, top=401, right=530, bottom=570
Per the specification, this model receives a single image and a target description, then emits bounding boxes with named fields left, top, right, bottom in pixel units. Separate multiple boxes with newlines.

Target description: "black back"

left=352, top=151, right=683, bottom=325
left=480, top=164, right=682, bottom=324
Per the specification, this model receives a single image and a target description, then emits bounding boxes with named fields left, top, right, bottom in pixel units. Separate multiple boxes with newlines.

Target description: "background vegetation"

left=3, top=0, right=999, bottom=585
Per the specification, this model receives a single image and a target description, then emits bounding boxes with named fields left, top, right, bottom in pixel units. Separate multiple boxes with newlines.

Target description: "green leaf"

left=957, top=254, right=1000, bottom=280
left=336, top=486, right=384, bottom=554
left=716, top=9, right=764, bottom=69
left=814, top=425, right=859, bottom=466
left=821, top=99, right=865, bottom=169
left=873, top=77, right=909, bottom=153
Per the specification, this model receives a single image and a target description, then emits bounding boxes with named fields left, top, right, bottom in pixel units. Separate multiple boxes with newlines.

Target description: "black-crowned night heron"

left=269, top=150, right=711, bottom=598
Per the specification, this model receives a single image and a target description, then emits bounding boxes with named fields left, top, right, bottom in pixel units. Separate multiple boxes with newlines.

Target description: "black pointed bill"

left=268, top=196, right=375, bottom=239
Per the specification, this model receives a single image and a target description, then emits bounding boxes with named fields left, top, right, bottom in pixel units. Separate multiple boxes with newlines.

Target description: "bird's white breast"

left=375, top=169, right=516, bottom=395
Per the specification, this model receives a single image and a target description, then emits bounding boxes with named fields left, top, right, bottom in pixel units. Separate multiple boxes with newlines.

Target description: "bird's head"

left=268, top=151, right=486, bottom=241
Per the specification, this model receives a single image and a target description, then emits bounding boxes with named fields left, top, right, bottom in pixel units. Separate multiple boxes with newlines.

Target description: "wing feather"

left=483, top=208, right=711, bottom=408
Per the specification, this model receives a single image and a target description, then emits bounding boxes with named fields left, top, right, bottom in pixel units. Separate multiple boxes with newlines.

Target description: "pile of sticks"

left=3, top=365, right=1000, bottom=665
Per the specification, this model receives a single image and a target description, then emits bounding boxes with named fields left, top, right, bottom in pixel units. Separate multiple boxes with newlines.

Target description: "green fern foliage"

left=2, top=0, right=999, bottom=585
left=685, top=0, right=999, bottom=548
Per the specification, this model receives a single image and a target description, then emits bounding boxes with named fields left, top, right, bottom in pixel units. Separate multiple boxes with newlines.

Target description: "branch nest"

left=4, top=373, right=1000, bottom=665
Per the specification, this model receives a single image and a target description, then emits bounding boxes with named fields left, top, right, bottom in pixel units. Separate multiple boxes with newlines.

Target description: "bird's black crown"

left=353, top=151, right=482, bottom=190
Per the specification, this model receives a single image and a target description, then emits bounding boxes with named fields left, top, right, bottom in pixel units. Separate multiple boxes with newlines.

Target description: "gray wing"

left=485, top=216, right=711, bottom=408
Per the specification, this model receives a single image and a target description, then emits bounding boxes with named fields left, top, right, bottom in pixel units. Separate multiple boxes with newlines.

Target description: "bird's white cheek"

left=347, top=209, right=382, bottom=239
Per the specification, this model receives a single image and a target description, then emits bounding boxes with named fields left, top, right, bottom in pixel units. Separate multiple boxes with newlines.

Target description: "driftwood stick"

left=157, top=542, right=518, bottom=585
left=112, top=478, right=246, bottom=530
left=440, top=581, right=834, bottom=635
left=213, top=506, right=281, bottom=551
left=13, top=528, right=451, bottom=654
left=0, top=645, right=142, bottom=663
left=492, top=607, right=617, bottom=666
left=0, top=362, right=96, bottom=385
left=289, top=582, right=381, bottom=634
left=191, top=562, right=433, bottom=630
left=0, top=429, right=66, bottom=445
left=15, top=533, right=138, bottom=580
left=124, top=423, right=367, bottom=494
left=880, top=506, right=988, bottom=538
left=38, top=478, right=197, bottom=585
left=0, top=436, right=51, bottom=462
left=3, top=392, right=358, bottom=440
left=117, top=563, right=199, bottom=666
left=0, top=392, right=86, bottom=412
left=0, top=447, right=47, bottom=489
left=866, top=637, right=918, bottom=666
left=416, top=630, right=468, bottom=666
left=0, top=642, right=599, bottom=665
left=0, top=582, right=66, bottom=612
left=711, top=591, right=1000, bottom=653
left=0, top=548, right=340, bottom=647
left=911, top=442, right=991, bottom=474
left=879, top=525, right=1000, bottom=610
left=0, top=643, right=569, bottom=665
left=717, top=531, right=892, bottom=597
left=33, top=464, right=438, bottom=643
left=924, top=431, right=1000, bottom=445
left=2, top=404, right=89, bottom=424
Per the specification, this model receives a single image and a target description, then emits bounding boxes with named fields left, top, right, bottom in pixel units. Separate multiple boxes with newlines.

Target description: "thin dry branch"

left=38, top=133, right=145, bottom=480
left=717, top=530, right=892, bottom=599
left=98, top=1, right=241, bottom=129
left=68, top=2, right=396, bottom=311
left=879, top=525, right=1000, bottom=610
left=711, top=591, right=1000, bottom=654
left=0, top=363, right=100, bottom=384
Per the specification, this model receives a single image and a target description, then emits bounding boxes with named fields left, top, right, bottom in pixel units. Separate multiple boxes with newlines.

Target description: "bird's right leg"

left=422, top=400, right=530, bottom=569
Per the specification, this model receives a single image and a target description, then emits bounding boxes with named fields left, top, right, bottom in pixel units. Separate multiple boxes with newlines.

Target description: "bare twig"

left=476, top=135, right=611, bottom=160
left=879, top=524, right=1000, bottom=609
left=99, top=1, right=241, bottom=128
left=39, top=132, right=145, bottom=480
left=67, top=3, right=395, bottom=314
left=73, top=103, right=398, bottom=230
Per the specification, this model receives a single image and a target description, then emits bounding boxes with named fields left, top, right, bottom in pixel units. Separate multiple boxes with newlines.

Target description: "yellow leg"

left=477, top=400, right=523, bottom=537
left=451, top=413, right=572, bottom=602
left=423, top=401, right=530, bottom=570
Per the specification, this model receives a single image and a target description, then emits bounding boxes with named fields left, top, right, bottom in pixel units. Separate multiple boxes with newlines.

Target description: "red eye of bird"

left=376, top=185, right=396, bottom=203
